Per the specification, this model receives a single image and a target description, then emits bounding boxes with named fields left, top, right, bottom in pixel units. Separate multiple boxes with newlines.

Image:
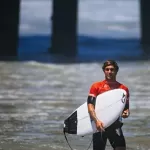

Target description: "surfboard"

left=63, top=89, right=127, bottom=136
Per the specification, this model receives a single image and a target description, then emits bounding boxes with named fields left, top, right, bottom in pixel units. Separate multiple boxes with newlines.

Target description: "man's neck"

left=105, top=79, right=117, bottom=83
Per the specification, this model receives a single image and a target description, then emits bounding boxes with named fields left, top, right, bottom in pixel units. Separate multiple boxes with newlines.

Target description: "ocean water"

left=0, top=61, right=149, bottom=150
left=0, top=0, right=149, bottom=150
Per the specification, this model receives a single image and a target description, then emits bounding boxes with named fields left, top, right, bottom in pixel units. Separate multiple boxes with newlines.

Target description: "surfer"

left=87, top=60, right=130, bottom=150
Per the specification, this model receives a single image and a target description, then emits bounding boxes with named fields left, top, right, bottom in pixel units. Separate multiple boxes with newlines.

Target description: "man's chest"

left=97, top=83, right=121, bottom=95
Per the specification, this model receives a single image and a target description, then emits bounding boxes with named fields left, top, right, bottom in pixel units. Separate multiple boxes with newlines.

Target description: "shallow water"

left=0, top=60, right=149, bottom=150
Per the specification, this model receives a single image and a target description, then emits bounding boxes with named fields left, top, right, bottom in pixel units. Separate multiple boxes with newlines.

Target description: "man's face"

left=104, top=65, right=117, bottom=80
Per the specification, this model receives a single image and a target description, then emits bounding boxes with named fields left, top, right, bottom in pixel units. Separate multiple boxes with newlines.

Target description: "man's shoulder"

left=91, top=80, right=105, bottom=87
left=118, top=82, right=129, bottom=90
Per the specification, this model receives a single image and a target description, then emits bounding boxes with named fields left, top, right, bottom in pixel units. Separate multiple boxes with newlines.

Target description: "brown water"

left=0, top=60, right=149, bottom=150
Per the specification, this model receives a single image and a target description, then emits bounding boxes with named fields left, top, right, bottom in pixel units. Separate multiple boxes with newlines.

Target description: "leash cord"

left=63, top=131, right=93, bottom=150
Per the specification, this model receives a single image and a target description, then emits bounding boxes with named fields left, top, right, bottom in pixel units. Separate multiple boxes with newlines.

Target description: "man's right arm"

left=87, top=95, right=98, bottom=122
left=87, top=95, right=105, bottom=131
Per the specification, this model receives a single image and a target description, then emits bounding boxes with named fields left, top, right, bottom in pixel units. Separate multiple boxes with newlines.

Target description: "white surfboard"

left=64, top=89, right=127, bottom=136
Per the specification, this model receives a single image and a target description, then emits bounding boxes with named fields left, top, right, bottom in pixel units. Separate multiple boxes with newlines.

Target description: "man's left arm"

left=122, top=87, right=130, bottom=118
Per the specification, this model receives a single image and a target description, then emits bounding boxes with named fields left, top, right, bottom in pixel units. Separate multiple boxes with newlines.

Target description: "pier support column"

left=50, top=0, right=78, bottom=57
left=140, top=0, right=150, bottom=54
left=0, top=0, right=20, bottom=59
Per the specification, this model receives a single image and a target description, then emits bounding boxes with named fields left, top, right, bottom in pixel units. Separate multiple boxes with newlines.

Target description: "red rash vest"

left=89, top=80, right=129, bottom=107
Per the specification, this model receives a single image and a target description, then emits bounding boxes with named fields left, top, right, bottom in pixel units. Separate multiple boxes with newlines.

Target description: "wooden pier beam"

left=50, top=0, right=78, bottom=57
left=0, top=0, right=20, bottom=59
left=140, top=0, right=150, bottom=54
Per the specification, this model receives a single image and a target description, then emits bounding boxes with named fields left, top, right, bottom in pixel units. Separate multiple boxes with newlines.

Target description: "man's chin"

left=106, top=76, right=113, bottom=80
left=107, top=76, right=112, bottom=79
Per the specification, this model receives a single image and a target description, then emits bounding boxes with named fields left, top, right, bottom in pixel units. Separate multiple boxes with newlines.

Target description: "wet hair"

left=102, top=60, right=119, bottom=72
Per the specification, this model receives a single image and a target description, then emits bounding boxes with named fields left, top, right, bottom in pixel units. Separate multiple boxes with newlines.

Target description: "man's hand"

left=95, top=120, right=105, bottom=132
left=122, top=109, right=130, bottom=118
left=87, top=103, right=105, bottom=132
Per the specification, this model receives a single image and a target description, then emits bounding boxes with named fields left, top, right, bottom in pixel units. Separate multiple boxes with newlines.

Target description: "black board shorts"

left=93, top=121, right=126, bottom=150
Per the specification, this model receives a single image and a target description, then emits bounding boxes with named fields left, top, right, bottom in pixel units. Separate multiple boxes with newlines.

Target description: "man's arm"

left=87, top=95, right=104, bottom=131
left=122, top=87, right=130, bottom=118
left=87, top=95, right=98, bottom=122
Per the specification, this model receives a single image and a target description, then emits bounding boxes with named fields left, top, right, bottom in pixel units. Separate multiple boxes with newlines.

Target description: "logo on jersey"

left=116, top=128, right=121, bottom=136
left=121, top=93, right=126, bottom=103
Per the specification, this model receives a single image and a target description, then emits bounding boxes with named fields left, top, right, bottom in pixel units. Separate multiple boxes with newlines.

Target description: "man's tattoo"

left=89, top=110, right=98, bottom=122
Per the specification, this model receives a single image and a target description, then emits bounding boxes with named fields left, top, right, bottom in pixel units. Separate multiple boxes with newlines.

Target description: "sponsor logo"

left=121, top=93, right=126, bottom=103
left=116, top=128, right=121, bottom=136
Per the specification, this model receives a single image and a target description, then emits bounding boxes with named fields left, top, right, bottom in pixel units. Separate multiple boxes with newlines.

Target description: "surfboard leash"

left=63, top=130, right=93, bottom=150
left=86, top=138, right=93, bottom=150
left=63, top=129, right=74, bottom=150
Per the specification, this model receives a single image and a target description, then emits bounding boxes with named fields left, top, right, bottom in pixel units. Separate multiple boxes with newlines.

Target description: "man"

left=87, top=60, right=130, bottom=150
